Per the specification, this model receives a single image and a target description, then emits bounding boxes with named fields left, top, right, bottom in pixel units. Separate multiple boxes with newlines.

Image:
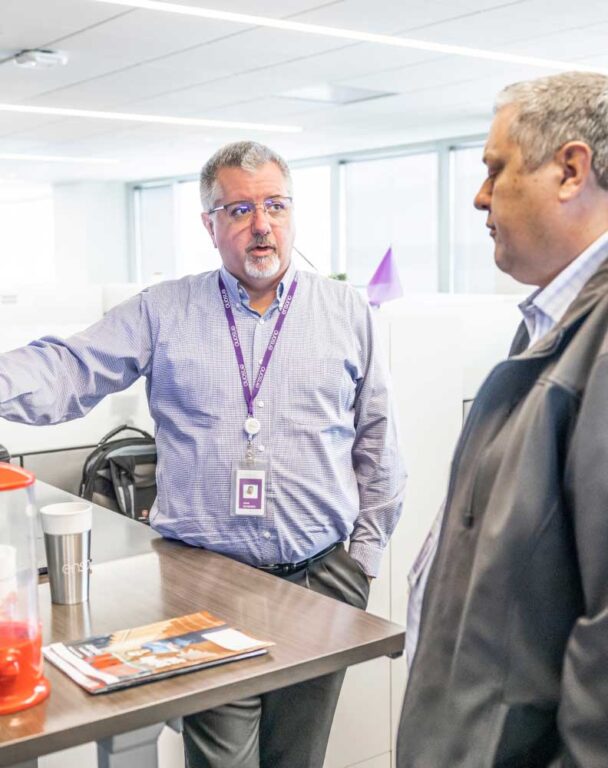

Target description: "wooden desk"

left=0, top=537, right=404, bottom=768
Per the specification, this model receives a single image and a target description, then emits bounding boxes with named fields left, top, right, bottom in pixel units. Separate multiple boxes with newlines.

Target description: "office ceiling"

left=2, top=0, right=608, bottom=183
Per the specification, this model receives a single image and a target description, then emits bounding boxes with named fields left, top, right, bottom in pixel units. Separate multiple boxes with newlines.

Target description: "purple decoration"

left=367, top=246, right=403, bottom=306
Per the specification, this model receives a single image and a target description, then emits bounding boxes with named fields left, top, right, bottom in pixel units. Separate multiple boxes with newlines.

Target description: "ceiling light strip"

left=94, top=0, right=606, bottom=74
left=0, top=103, right=301, bottom=133
left=0, top=153, right=118, bottom=164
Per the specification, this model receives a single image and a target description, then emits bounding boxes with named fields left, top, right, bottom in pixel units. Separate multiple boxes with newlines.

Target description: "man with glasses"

left=0, top=140, right=406, bottom=768
left=185, top=141, right=405, bottom=767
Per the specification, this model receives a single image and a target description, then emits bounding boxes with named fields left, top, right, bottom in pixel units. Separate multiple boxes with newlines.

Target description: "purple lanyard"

left=218, top=274, right=298, bottom=417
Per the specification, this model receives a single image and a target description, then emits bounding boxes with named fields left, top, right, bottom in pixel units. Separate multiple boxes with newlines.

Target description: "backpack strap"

left=97, top=424, right=154, bottom=446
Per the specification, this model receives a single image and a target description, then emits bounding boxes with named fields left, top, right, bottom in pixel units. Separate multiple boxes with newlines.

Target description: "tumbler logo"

left=62, top=561, right=88, bottom=575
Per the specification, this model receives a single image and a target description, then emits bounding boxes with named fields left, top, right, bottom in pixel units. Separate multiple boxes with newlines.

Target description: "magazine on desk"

left=43, top=610, right=274, bottom=694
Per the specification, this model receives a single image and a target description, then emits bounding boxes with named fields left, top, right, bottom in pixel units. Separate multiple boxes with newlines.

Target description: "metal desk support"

left=97, top=723, right=164, bottom=768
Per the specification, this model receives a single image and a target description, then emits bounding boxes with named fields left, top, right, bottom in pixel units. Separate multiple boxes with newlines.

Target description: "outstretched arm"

left=0, top=292, right=152, bottom=425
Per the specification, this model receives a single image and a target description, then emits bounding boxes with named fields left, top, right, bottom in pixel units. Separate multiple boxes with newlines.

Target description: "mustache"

left=246, top=238, right=276, bottom=253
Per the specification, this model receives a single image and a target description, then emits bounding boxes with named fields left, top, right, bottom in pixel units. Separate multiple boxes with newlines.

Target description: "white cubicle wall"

left=327, top=294, right=520, bottom=768
left=0, top=286, right=522, bottom=768
left=378, top=295, right=521, bottom=767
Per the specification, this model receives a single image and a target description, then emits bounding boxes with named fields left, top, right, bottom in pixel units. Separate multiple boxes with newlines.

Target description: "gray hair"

left=495, top=71, right=608, bottom=189
left=200, top=141, right=292, bottom=210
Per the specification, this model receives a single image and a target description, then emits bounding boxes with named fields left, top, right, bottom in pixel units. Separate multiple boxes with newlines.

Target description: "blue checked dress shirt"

left=0, top=262, right=406, bottom=576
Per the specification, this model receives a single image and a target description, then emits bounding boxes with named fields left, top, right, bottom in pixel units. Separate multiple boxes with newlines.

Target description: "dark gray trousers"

left=183, top=544, right=370, bottom=768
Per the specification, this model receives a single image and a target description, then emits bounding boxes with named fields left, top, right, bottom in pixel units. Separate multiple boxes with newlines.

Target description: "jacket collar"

left=513, top=255, right=608, bottom=360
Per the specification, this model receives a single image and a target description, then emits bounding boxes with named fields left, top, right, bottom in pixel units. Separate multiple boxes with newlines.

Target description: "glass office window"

left=175, top=180, right=221, bottom=277
left=450, top=146, right=526, bottom=294
left=0, top=183, right=55, bottom=285
left=136, top=181, right=220, bottom=283
left=344, top=153, right=438, bottom=290
left=290, top=165, right=332, bottom=275
left=135, top=184, right=176, bottom=283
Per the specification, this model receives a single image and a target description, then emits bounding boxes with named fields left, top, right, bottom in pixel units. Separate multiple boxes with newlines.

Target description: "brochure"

left=43, top=610, right=274, bottom=694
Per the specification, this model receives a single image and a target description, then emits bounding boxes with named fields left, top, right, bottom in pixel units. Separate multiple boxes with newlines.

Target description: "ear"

left=201, top=212, right=217, bottom=248
left=555, top=141, right=594, bottom=202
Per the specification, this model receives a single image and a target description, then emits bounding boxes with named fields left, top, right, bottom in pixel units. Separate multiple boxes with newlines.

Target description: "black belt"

left=257, top=542, right=339, bottom=576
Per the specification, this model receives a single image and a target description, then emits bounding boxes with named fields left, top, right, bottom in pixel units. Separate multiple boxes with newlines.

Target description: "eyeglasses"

left=208, top=196, right=293, bottom=222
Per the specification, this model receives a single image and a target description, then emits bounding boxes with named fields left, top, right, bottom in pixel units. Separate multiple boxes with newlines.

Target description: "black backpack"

left=79, top=425, right=157, bottom=523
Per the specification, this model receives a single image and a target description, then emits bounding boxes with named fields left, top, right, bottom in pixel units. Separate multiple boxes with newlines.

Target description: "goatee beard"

left=244, top=252, right=280, bottom=279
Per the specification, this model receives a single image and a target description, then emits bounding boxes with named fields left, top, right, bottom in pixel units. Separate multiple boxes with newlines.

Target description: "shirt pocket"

left=286, top=356, right=356, bottom=429
left=151, top=349, right=224, bottom=427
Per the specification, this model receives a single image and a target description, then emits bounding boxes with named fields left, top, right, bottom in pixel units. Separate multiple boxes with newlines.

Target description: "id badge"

left=231, top=458, right=269, bottom=517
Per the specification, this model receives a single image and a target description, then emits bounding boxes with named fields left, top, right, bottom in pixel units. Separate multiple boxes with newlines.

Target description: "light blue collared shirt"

left=0, top=262, right=406, bottom=576
left=519, top=230, right=608, bottom=346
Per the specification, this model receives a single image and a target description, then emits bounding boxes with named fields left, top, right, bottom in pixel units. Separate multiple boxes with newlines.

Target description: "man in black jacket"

left=398, top=71, right=608, bottom=767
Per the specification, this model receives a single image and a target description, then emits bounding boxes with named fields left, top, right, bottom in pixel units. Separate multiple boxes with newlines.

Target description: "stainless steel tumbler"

left=40, top=502, right=92, bottom=605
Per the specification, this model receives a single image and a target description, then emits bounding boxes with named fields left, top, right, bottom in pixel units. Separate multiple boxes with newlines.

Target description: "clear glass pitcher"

left=0, top=462, right=50, bottom=714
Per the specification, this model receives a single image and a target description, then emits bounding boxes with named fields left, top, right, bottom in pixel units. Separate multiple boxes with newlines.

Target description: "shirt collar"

left=519, top=230, right=608, bottom=330
left=219, top=260, right=296, bottom=313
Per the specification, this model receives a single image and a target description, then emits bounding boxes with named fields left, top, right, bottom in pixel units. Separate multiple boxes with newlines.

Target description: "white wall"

left=53, top=182, right=131, bottom=284
left=136, top=184, right=178, bottom=282
left=0, top=182, right=56, bottom=286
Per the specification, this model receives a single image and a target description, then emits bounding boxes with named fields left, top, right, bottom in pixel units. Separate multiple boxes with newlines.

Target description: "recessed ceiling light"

left=0, top=152, right=119, bottom=164
left=14, top=49, right=69, bottom=69
left=94, top=0, right=608, bottom=74
left=0, top=103, right=301, bottom=133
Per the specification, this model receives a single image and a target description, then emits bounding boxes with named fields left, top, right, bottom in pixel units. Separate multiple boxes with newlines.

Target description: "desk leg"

left=97, top=723, right=165, bottom=768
